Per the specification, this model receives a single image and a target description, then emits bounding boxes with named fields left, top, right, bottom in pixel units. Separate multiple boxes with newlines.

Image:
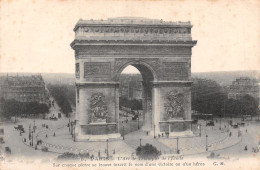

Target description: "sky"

left=0, top=0, right=259, bottom=74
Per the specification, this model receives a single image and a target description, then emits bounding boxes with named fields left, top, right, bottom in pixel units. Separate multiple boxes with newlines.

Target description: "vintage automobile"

left=132, top=115, right=139, bottom=120
left=0, top=137, right=4, bottom=144
left=49, top=116, right=58, bottom=120
left=206, top=121, right=215, bottom=126
left=5, top=147, right=11, bottom=154
left=192, top=119, right=198, bottom=124
left=237, top=122, right=245, bottom=126
left=231, top=124, right=238, bottom=128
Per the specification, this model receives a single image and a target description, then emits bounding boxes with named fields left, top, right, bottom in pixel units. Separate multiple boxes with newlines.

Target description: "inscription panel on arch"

left=163, top=62, right=188, bottom=77
left=84, top=62, right=111, bottom=77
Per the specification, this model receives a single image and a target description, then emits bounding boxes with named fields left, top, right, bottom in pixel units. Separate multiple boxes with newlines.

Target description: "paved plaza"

left=2, top=114, right=259, bottom=161
left=1, top=99, right=259, bottom=160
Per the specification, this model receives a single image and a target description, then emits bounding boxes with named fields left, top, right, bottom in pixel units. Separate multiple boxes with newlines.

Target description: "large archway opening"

left=118, top=64, right=155, bottom=136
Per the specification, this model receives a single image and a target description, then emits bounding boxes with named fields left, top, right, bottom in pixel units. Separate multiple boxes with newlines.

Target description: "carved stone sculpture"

left=89, top=93, right=108, bottom=123
left=164, top=90, right=184, bottom=119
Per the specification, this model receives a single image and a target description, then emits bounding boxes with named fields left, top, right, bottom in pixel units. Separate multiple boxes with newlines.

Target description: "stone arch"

left=116, top=61, right=157, bottom=131
left=115, top=60, right=158, bottom=82
left=71, top=17, right=197, bottom=141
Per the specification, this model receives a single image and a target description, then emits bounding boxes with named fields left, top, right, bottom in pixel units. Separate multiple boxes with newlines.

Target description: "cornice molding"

left=71, top=40, right=197, bottom=49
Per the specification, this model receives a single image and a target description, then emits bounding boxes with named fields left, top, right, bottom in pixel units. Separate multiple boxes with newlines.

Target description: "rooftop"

left=0, top=74, right=45, bottom=87
left=74, top=17, right=192, bottom=31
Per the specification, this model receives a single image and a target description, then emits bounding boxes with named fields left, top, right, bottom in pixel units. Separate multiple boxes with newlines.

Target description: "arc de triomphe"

left=71, top=17, right=197, bottom=141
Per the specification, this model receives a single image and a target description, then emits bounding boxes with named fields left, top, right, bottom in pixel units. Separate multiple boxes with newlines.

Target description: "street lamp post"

left=257, top=105, right=260, bottom=121
left=31, top=131, right=33, bottom=146
left=106, top=139, right=109, bottom=158
left=74, top=120, right=76, bottom=142
left=137, top=117, right=139, bottom=130
left=199, top=124, right=201, bottom=137
left=123, top=126, right=124, bottom=140
left=176, top=137, right=179, bottom=154
left=206, top=135, right=208, bottom=151
left=220, top=118, right=222, bottom=130
left=154, top=125, right=156, bottom=139
left=71, top=122, right=73, bottom=136
left=29, top=124, right=31, bottom=140
left=69, top=119, right=71, bottom=133
left=33, top=120, right=36, bottom=133
left=205, top=114, right=207, bottom=126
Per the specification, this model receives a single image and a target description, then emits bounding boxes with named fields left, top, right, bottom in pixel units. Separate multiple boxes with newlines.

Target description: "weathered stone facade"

left=71, top=17, right=197, bottom=141
left=228, top=77, right=259, bottom=100
left=0, top=74, right=48, bottom=103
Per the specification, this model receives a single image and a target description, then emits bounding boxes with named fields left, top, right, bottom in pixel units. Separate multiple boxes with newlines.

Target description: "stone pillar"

left=152, top=85, right=160, bottom=135
left=75, top=86, right=80, bottom=138
left=78, top=88, right=89, bottom=125
left=142, top=81, right=152, bottom=131
left=115, top=83, right=120, bottom=133
left=186, top=88, right=192, bottom=120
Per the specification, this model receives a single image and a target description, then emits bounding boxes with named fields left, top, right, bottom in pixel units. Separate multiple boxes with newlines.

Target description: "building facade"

left=0, top=74, right=48, bottom=103
left=228, top=77, right=259, bottom=100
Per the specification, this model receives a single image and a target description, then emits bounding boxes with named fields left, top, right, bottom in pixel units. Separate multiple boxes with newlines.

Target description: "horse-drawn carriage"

left=206, top=121, right=215, bottom=126
left=14, top=125, right=25, bottom=133
left=192, top=119, right=198, bottom=124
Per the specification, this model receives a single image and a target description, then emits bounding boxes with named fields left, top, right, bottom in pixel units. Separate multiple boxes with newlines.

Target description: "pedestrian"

left=238, top=130, right=241, bottom=137
left=98, top=151, right=100, bottom=157
left=244, top=145, right=247, bottom=151
left=54, top=132, right=56, bottom=137
left=146, top=131, right=148, bottom=136
left=246, top=129, right=247, bottom=133
left=229, top=132, right=232, bottom=137
left=162, top=133, right=164, bottom=137
left=46, top=134, right=48, bottom=138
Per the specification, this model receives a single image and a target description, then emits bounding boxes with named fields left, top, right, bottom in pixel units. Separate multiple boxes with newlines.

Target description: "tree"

left=131, top=99, right=142, bottom=113
left=0, top=99, right=49, bottom=119
left=191, top=78, right=227, bottom=117
left=57, top=152, right=79, bottom=160
left=136, top=144, right=161, bottom=160
left=225, top=98, right=242, bottom=117
left=47, top=84, right=72, bottom=117
left=239, top=95, right=259, bottom=118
